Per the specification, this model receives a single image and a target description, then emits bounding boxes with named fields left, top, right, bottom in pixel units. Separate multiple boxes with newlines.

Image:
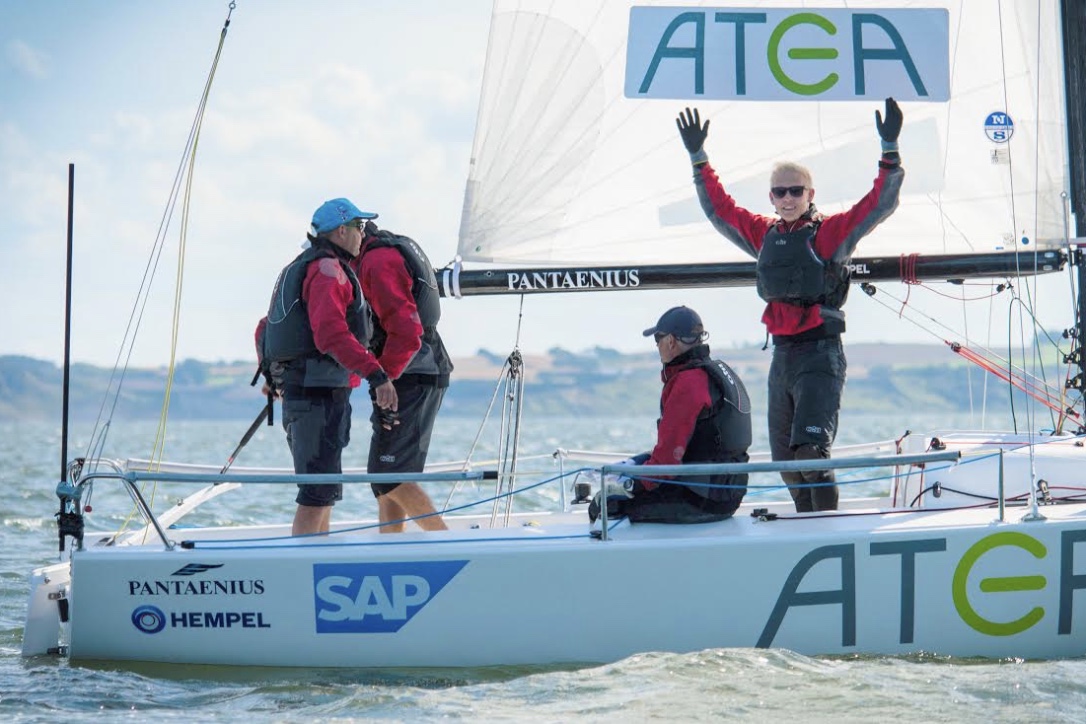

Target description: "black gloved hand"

left=676, top=107, right=710, bottom=155
left=588, top=484, right=633, bottom=524
left=376, top=407, right=400, bottom=431
left=875, top=97, right=902, bottom=143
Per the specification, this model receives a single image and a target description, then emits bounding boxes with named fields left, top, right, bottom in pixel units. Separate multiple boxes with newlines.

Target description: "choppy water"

left=2, top=412, right=1085, bottom=723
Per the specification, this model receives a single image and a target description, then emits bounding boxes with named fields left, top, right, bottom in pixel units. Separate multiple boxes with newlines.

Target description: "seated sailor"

left=590, top=306, right=752, bottom=524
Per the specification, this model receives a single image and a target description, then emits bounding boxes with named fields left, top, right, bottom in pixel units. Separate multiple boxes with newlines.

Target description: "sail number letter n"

left=625, top=6, right=949, bottom=101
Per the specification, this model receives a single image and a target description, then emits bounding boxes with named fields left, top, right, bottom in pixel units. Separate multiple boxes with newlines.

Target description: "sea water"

left=1, top=413, right=1084, bottom=723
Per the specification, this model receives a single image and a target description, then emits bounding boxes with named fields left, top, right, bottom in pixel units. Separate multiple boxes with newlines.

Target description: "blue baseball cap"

left=310, top=198, right=378, bottom=235
left=643, top=306, right=705, bottom=342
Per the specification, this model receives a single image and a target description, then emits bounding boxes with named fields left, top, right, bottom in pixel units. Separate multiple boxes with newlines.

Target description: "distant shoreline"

left=0, top=343, right=1060, bottom=423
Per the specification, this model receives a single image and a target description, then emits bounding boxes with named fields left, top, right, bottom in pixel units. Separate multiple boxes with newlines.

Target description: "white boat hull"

left=26, top=499, right=1086, bottom=667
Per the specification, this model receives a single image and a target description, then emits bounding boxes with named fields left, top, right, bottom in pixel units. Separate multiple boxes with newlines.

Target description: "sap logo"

left=805, top=425, right=822, bottom=434
left=313, top=561, right=469, bottom=633
left=172, top=563, right=224, bottom=576
left=379, top=454, right=396, bottom=463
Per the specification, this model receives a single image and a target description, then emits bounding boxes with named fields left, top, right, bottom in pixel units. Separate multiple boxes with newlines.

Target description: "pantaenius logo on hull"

left=313, top=560, right=469, bottom=633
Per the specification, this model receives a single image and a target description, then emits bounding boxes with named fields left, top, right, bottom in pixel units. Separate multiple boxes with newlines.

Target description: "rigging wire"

left=82, top=2, right=237, bottom=540
left=860, top=279, right=1075, bottom=425
left=441, top=294, right=532, bottom=527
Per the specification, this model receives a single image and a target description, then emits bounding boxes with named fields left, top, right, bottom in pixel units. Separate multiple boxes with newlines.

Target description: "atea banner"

left=625, top=7, right=950, bottom=101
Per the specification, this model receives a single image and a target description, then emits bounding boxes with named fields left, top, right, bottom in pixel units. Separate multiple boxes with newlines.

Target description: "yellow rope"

left=113, top=3, right=236, bottom=543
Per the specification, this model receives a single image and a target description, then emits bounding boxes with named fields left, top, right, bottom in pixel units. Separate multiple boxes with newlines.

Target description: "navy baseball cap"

left=643, top=306, right=705, bottom=342
left=310, top=198, right=378, bottom=235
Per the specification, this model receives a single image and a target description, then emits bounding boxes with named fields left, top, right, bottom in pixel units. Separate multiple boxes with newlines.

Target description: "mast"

left=1062, top=0, right=1086, bottom=430
left=1063, top=0, right=1086, bottom=233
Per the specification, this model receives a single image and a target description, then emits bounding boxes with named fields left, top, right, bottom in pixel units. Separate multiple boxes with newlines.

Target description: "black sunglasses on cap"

left=771, top=185, right=807, bottom=199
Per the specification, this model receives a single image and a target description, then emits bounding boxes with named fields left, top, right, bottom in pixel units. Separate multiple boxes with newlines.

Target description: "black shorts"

left=368, top=378, right=445, bottom=497
left=282, top=387, right=351, bottom=507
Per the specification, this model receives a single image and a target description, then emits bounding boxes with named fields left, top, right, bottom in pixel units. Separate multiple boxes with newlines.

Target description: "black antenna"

left=61, top=163, right=73, bottom=483
left=56, top=163, right=83, bottom=552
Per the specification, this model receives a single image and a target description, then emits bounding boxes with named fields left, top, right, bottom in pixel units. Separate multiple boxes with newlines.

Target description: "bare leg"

left=293, top=504, right=331, bottom=535
left=377, top=494, right=407, bottom=534
left=380, top=483, right=448, bottom=532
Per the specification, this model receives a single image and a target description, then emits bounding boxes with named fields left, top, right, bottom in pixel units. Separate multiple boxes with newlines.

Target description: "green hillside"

left=0, top=343, right=1076, bottom=424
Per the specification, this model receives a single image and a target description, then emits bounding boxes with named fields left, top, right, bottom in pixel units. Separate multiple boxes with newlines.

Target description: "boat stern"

left=22, top=562, right=71, bottom=657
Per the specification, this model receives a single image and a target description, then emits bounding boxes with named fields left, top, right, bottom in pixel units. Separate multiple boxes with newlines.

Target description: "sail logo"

left=625, top=7, right=950, bottom=101
left=313, top=560, right=469, bottom=633
left=984, top=112, right=1014, bottom=143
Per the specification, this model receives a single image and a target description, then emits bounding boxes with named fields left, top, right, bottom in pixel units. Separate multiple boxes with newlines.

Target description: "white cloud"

left=5, top=39, right=47, bottom=78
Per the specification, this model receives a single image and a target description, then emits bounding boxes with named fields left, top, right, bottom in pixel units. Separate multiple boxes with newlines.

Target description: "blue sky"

left=1, top=1, right=1073, bottom=369
left=1, top=0, right=502, bottom=367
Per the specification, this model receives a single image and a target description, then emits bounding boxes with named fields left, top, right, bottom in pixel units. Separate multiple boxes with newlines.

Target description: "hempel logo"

left=130, top=605, right=270, bottom=633
left=313, top=560, right=469, bottom=633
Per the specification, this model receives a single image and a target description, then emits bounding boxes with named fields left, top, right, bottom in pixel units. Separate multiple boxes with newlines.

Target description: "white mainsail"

left=457, top=1, right=1070, bottom=266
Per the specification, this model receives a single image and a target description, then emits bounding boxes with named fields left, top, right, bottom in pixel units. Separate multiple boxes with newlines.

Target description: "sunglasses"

left=653, top=332, right=669, bottom=343
left=771, top=185, right=807, bottom=199
left=346, top=219, right=367, bottom=229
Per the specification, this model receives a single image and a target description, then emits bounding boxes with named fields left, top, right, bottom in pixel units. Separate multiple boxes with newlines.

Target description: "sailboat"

left=22, top=0, right=1086, bottom=667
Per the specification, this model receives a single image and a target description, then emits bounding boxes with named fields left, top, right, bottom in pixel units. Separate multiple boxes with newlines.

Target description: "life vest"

left=755, top=219, right=850, bottom=311
left=361, top=230, right=453, bottom=379
left=260, top=240, right=370, bottom=390
left=665, top=349, right=753, bottom=503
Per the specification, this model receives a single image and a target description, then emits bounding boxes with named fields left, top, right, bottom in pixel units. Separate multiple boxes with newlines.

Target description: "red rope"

left=896, top=253, right=923, bottom=316
left=899, top=253, right=920, bottom=285
left=947, top=341, right=1080, bottom=419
